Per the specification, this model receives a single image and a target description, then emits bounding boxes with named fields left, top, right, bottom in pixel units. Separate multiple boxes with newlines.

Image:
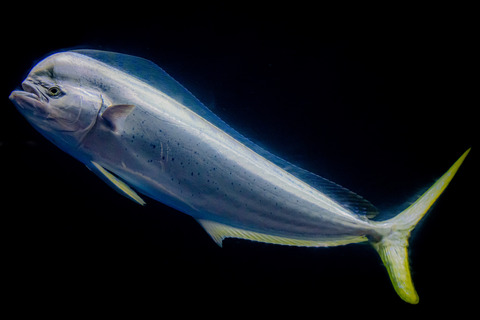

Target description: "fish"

left=9, top=50, right=469, bottom=304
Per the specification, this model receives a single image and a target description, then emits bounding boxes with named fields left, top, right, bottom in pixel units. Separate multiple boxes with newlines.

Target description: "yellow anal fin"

left=197, top=220, right=367, bottom=248
left=89, top=161, right=146, bottom=206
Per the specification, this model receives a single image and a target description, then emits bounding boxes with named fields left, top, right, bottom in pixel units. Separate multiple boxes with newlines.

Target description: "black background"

left=2, top=3, right=477, bottom=316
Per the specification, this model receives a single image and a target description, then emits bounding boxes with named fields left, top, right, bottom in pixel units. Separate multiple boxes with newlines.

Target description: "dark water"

left=2, top=3, right=476, bottom=315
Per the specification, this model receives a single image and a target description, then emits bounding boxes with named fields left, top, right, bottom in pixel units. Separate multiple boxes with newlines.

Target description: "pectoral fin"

left=101, top=104, right=135, bottom=132
left=87, top=161, right=146, bottom=206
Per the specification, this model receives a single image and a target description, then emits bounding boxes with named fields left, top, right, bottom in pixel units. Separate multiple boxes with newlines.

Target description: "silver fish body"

left=80, top=72, right=377, bottom=241
left=9, top=50, right=469, bottom=304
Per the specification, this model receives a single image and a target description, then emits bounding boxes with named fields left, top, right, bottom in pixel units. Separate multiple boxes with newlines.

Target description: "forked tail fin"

left=371, top=148, right=470, bottom=304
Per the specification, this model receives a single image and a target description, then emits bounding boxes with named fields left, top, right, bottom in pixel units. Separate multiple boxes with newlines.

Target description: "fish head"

left=9, top=52, right=104, bottom=149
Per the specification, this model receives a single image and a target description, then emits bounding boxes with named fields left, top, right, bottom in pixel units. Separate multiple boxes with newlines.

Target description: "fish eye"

left=47, top=86, right=62, bottom=97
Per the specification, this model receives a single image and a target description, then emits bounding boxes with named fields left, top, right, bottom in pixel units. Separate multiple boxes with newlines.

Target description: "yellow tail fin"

left=372, top=148, right=470, bottom=304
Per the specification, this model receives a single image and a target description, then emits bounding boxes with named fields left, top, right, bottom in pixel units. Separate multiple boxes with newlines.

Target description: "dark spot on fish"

left=191, top=172, right=194, bottom=176
left=151, top=144, right=156, bottom=149
left=171, top=157, right=175, bottom=161
left=162, top=156, right=165, bottom=160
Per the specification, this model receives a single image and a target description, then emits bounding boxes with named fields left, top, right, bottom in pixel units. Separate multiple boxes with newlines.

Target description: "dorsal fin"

left=74, top=49, right=378, bottom=218
left=288, top=166, right=379, bottom=218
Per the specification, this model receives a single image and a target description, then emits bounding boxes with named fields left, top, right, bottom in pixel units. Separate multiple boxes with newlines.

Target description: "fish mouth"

left=9, top=82, right=47, bottom=114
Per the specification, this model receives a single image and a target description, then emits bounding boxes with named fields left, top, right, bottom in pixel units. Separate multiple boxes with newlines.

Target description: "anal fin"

left=197, top=220, right=367, bottom=248
left=87, top=161, right=146, bottom=206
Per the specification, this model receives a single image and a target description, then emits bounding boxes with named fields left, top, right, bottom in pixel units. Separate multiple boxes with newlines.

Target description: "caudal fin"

left=371, top=148, right=470, bottom=304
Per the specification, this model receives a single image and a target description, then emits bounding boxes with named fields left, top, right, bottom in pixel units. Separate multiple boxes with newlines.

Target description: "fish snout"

left=21, top=80, right=44, bottom=100
left=9, top=81, right=48, bottom=114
